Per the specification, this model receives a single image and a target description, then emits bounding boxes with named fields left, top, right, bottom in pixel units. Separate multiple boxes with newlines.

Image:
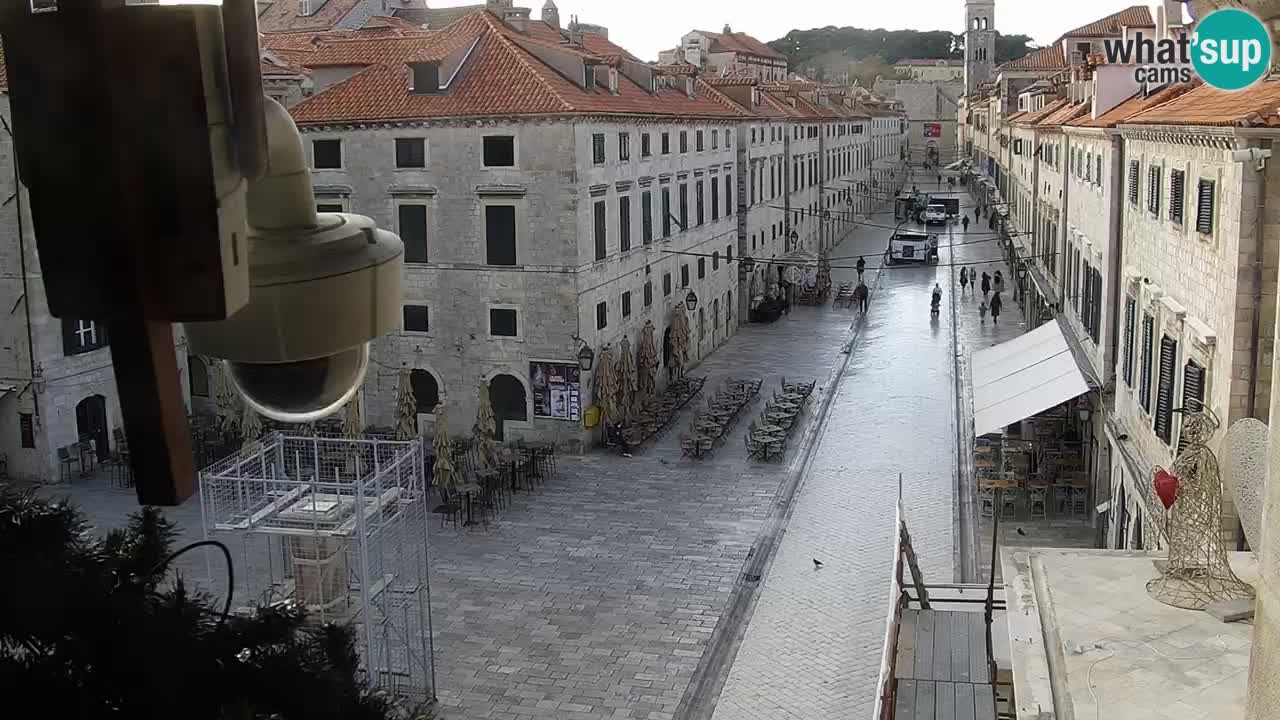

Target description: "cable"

left=155, top=539, right=234, bottom=628
left=1081, top=635, right=1233, bottom=720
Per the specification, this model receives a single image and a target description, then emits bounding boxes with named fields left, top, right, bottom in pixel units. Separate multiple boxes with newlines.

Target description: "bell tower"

left=964, top=0, right=996, bottom=93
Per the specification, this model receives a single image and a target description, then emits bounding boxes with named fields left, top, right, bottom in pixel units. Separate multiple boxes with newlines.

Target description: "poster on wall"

left=530, top=361, right=582, bottom=422
left=923, top=123, right=942, bottom=138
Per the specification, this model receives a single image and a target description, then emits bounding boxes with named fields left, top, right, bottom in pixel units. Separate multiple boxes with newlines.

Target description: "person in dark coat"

left=980, top=272, right=991, bottom=297
left=962, top=215, right=970, bottom=233
left=854, top=281, right=869, bottom=313
left=856, top=256, right=866, bottom=280
left=993, top=271, right=1004, bottom=295
left=990, top=292, right=1003, bottom=324
left=988, top=212, right=997, bottom=230
left=960, top=267, right=969, bottom=292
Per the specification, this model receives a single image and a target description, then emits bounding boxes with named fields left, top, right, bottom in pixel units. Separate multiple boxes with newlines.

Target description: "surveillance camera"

left=185, top=98, right=403, bottom=423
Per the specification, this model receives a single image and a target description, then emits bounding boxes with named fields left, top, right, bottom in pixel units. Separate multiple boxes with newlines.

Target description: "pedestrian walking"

left=980, top=272, right=991, bottom=297
left=988, top=213, right=997, bottom=230
left=979, top=299, right=989, bottom=324
left=961, top=215, right=970, bottom=233
left=854, top=280, right=868, bottom=314
left=973, top=207, right=980, bottom=223
left=937, top=173, right=943, bottom=187
left=993, top=270, right=1004, bottom=295
left=960, top=267, right=969, bottom=292
left=856, top=256, right=866, bottom=281
left=990, top=292, right=1003, bottom=324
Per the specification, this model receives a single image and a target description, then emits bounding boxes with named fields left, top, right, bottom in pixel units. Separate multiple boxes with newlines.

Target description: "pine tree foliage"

left=0, top=488, right=428, bottom=720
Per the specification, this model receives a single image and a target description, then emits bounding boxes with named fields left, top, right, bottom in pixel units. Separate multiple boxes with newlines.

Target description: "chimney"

left=408, top=62, right=440, bottom=94
left=608, top=67, right=619, bottom=95
left=503, top=8, right=529, bottom=32
left=751, top=86, right=761, bottom=107
left=685, top=77, right=695, bottom=99
left=723, top=24, right=732, bottom=34
left=564, top=15, right=584, bottom=47
left=541, top=0, right=560, bottom=29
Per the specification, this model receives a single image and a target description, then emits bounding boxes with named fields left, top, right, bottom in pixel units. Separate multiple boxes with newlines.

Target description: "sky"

left=448, top=0, right=1166, bottom=61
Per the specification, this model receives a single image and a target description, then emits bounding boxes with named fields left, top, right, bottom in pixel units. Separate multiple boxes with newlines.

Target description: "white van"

left=887, top=231, right=939, bottom=265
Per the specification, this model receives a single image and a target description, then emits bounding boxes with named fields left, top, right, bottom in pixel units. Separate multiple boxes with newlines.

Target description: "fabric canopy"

left=972, top=322, right=1089, bottom=437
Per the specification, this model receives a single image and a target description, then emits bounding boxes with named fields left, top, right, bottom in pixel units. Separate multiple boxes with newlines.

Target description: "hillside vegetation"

left=766, top=27, right=1035, bottom=79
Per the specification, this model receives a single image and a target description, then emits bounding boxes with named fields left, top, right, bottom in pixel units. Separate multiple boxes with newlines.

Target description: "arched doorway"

left=75, top=395, right=109, bottom=462
left=489, top=374, right=527, bottom=441
left=410, top=370, right=440, bottom=433
left=188, top=356, right=209, bottom=398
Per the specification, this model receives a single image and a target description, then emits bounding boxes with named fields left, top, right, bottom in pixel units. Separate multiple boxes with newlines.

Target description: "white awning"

left=972, top=322, right=1090, bottom=437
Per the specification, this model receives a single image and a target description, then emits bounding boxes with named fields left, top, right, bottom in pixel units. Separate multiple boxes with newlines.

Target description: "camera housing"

left=185, top=98, right=403, bottom=423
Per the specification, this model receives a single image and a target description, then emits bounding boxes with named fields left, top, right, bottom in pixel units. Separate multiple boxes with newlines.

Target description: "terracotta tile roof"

left=1005, top=111, right=1028, bottom=122
left=393, top=4, right=486, bottom=30
left=1071, top=82, right=1199, bottom=127
left=707, top=77, right=759, bottom=87
left=1035, top=101, right=1089, bottom=127
left=261, top=30, right=329, bottom=53
left=1123, top=78, right=1280, bottom=127
left=257, top=0, right=361, bottom=33
left=999, top=45, right=1066, bottom=72
left=1012, top=98, right=1069, bottom=125
left=1062, top=5, right=1153, bottom=38
left=654, top=63, right=700, bottom=76
left=695, top=29, right=786, bottom=60
left=289, top=11, right=751, bottom=124
left=363, top=15, right=431, bottom=33
left=261, top=54, right=310, bottom=78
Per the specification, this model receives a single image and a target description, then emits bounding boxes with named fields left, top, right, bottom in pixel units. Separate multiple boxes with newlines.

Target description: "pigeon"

left=813, top=559, right=824, bottom=569
left=1016, top=527, right=1027, bottom=536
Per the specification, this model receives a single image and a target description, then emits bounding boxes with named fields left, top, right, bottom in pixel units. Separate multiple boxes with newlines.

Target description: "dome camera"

left=185, top=98, right=402, bottom=423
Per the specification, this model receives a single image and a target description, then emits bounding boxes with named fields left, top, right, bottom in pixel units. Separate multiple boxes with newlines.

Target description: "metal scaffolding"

left=199, top=431, right=435, bottom=701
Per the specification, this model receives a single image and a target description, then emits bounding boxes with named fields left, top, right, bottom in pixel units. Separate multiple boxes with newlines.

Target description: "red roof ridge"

left=477, top=14, right=577, bottom=113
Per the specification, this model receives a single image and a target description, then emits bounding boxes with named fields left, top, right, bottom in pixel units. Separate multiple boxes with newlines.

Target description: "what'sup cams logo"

left=1102, top=8, right=1272, bottom=91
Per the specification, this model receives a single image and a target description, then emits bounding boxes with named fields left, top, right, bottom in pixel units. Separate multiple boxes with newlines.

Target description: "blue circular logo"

left=1192, top=9, right=1272, bottom=91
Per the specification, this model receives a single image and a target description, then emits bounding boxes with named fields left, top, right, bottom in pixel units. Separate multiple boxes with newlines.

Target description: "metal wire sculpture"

left=1147, top=408, right=1255, bottom=609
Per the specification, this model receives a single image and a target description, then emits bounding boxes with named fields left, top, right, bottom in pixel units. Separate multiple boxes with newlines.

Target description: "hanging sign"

left=530, top=362, right=581, bottom=421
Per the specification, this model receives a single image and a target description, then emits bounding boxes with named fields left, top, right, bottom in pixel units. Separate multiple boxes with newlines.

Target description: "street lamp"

left=788, top=229, right=799, bottom=245
left=739, top=256, right=756, bottom=274
left=684, top=290, right=699, bottom=312
left=571, top=336, right=595, bottom=371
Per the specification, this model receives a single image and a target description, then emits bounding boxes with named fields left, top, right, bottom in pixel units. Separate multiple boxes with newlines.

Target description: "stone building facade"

left=658, top=27, right=788, bottom=82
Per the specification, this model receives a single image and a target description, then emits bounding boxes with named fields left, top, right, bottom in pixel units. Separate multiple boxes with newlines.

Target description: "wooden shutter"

left=1169, top=170, right=1185, bottom=223
left=485, top=205, right=517, bottom=265
left=619, top=196, right=631, bottom=252
left=1090, top=269, right=1102, bottom=344
left=1153, top=335, right=1177, bottom=444
left=1196, top=179, right=1215, bottom=234
left=398, top=204, right=428, bottom=263
left=1128, top=160, right=1139, bottom=205
left=1176, top=360, right=1206, bottom=454
left=642, top=191, right=653, bottom=243
left=593, top=200, right=607, bottom=261
left=1139, top=313, right=1154, bottom=411
left=1123, top=297, right=1136, bottom=386
left=1147, top=166, right=1160, bottom=214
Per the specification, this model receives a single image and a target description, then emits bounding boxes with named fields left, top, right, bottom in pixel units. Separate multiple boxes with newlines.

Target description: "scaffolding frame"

left=199, top=431, right=435, bottom=701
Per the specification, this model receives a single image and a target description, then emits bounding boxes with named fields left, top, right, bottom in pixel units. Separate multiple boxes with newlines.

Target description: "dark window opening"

left=490, top=308, right=518, bottom=337
left=593, top=200, right=607, bottom=261
left=483, top=136, right=515, bottom=167
left=395, top=138, right=426, bottom=168
left=485, top=205, right=517, bottom=265
left=399, top=204, right=428, bottom=263
left=596, top=301, right=608, bottom=330
left=403, top=304, right=430, bottom=332
left=313, top=139, right=341, bottom=169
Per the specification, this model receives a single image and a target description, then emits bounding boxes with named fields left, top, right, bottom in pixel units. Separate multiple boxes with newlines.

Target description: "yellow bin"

left=583, top=405, right=602, bottom=429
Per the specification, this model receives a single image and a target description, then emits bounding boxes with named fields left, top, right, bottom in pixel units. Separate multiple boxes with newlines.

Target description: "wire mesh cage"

left=199, top=431, right=435, bottom=701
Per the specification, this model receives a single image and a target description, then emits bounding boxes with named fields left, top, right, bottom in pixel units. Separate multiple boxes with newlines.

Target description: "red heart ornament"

left=1154, top=469, right=1179, bottom=510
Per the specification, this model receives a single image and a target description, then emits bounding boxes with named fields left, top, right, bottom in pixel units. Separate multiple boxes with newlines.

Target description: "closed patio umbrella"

left=240, top=405, right=262, bottom=452
left=592, top=344, right=617, bottom=423
left=432, top=400, right=459, bottom=492
left=473, top=382, right=498, bottom=467
left=213, top=360, right=240, bottom=435
left=342, top=390, right=363, bottom=439
left=636, top=321, right=658, bottom=402
left=615, top=335, right=637, bottom=420
left=395, top=367, right=417, bottom=440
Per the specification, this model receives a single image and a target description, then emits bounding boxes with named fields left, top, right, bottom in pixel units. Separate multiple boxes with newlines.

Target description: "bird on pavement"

left=813, top=559, right=824, bottom=569
left=1016, top=527, right=1027, bottom=536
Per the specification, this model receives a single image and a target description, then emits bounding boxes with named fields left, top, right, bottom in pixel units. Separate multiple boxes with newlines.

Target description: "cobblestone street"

left=31, top=187, right=1022, bottom=720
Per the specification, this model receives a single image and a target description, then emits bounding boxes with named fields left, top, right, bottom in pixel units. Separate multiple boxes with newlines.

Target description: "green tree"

left=769, top=26, right=1034, bottom=71
left=0, top=489, right=427, bottom=720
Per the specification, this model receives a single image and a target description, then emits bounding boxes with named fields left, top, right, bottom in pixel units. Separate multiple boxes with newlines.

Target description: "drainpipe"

left=1245, top=138, right=1270, bottom=421
left=1106, top=132, right=1125, bottom=393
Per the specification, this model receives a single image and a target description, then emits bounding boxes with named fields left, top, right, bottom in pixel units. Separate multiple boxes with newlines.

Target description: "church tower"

left=964, top=0, right=996, bottom=93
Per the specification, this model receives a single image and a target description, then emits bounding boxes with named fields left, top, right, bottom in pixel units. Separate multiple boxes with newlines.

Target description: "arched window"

left=188, top=355, right=209, bottom=398
left=410, top=369, right=440, bottom=416
left=972, top=17, right=980, bottom=30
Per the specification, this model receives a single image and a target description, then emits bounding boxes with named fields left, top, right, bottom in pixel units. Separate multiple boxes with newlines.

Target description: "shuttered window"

left=1096, top=155, right=1103, bottom=186
left=1090, top=269, right=1102, bottom=345
left=593, top=200, right=607, bottom=261
left=641, top=191, right=653, bottom=244
left=1081, top=260, right=1093, bottom=332
left=1147, top=165, right=1161, bottom=214
left=1169, top=169, right=1185, bottom=224
left=1128, top=160, right=1140, bottom=206
left=1196, top=179, right=1216, bottom=234
left=1153, top=335, right=1178, bottom=444
left=619, top=195, right=631, bottom=252
left=1139, top=313, right=1154, bottom=412
left=1121, top=299, right=1135, bottom=385
left=1177, top=360, right=1206, bottom=454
